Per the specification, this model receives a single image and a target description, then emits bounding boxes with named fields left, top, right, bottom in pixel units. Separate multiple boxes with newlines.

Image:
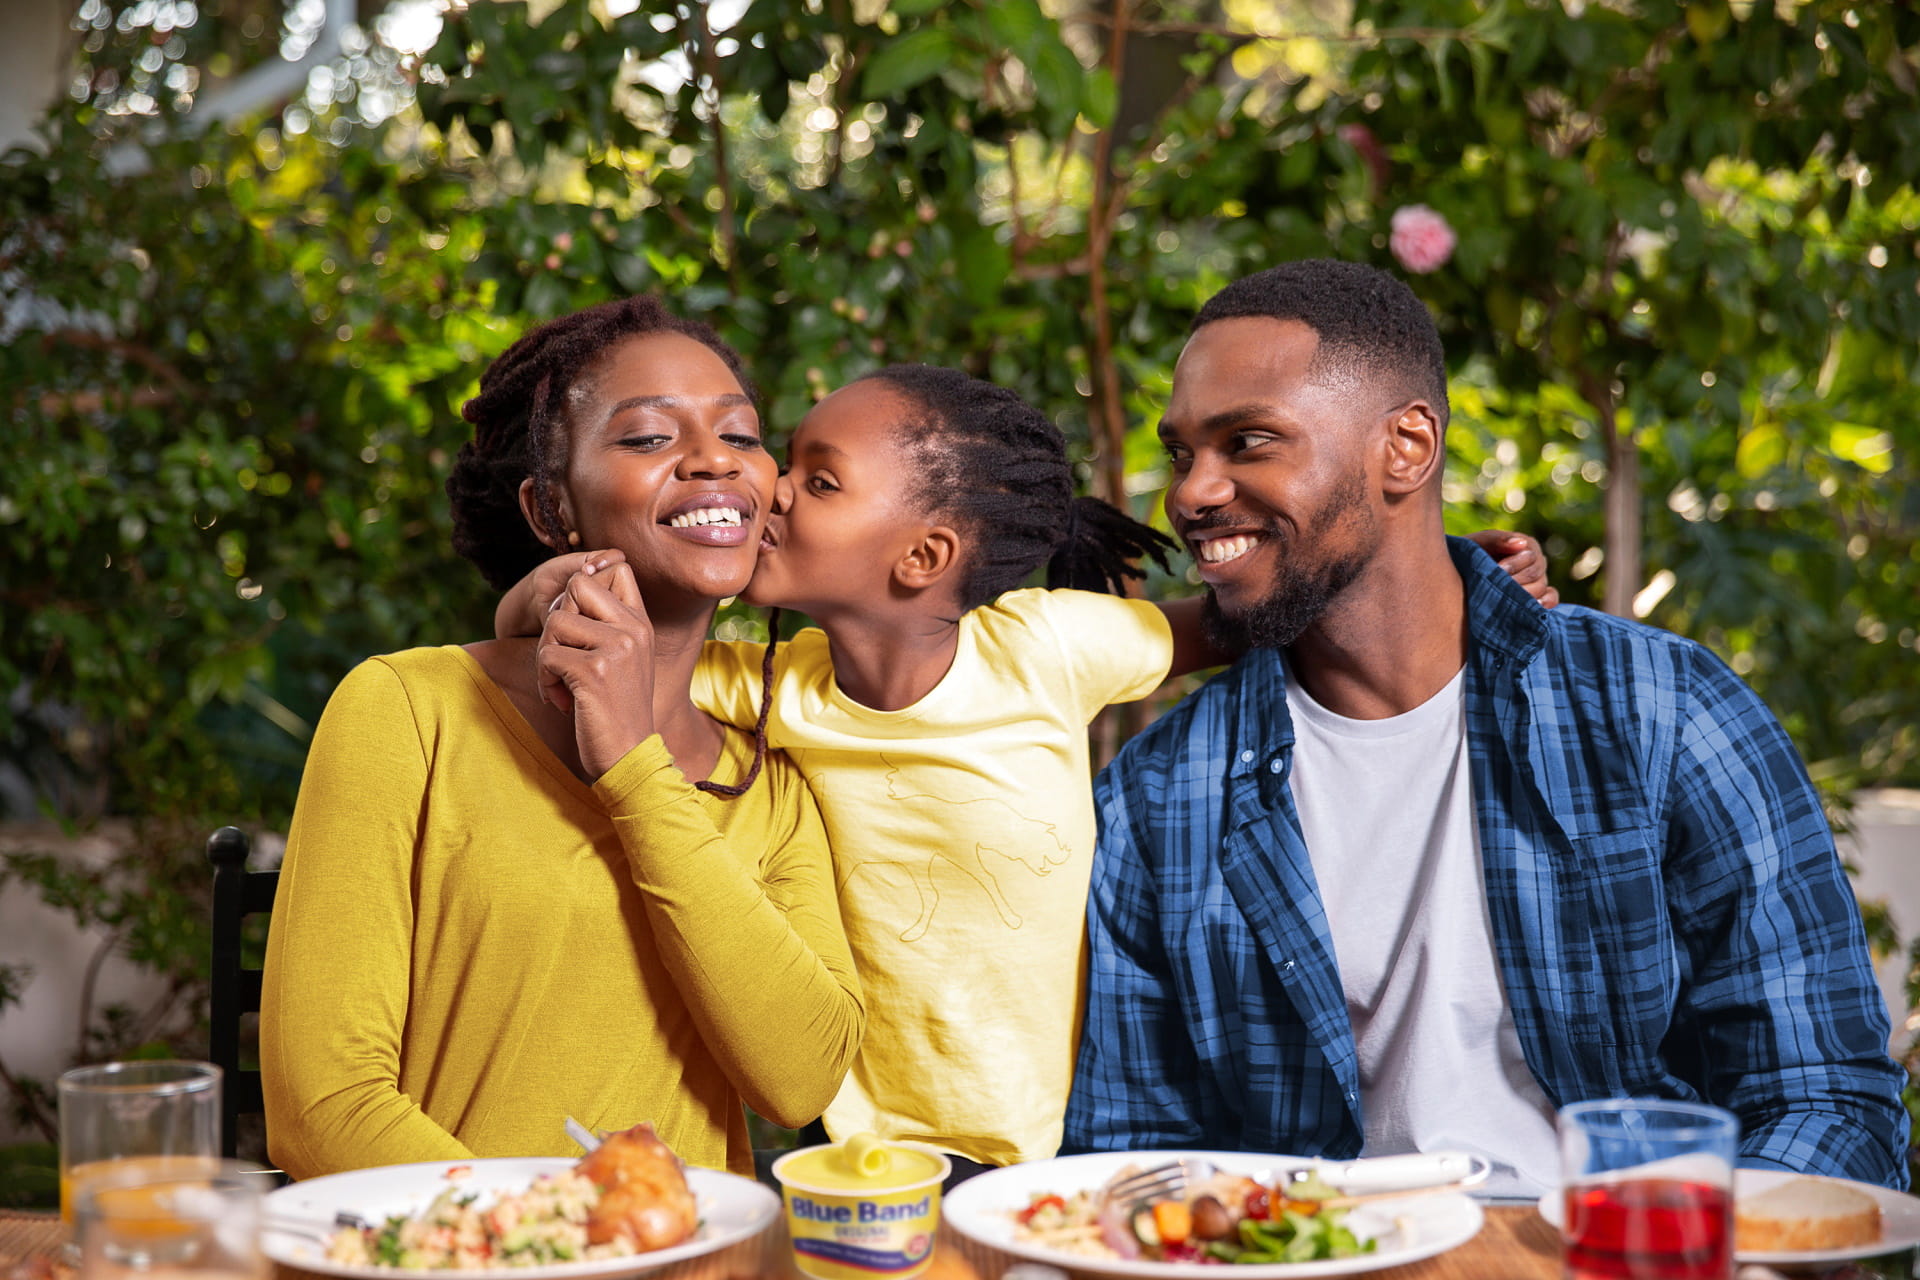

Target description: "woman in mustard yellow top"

left=260, top=298, right=864, bottom=1180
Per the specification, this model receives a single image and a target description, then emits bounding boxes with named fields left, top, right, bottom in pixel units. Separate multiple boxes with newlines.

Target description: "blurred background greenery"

left=1, top=0, right=1916, bottom=1192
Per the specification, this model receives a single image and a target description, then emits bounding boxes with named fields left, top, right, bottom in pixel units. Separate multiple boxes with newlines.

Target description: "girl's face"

left=555, top=331, right=777, bottom=604
left=740, top=379, right=935, bottom=616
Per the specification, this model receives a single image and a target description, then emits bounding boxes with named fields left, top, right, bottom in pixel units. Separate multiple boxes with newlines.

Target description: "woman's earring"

left=567, top=530, right=581, bottom=547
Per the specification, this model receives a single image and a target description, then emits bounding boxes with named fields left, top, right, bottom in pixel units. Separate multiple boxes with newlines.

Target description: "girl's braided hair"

left=855, top=364, right=1176, bottom=611
left=445, top=296, right=773, bottom=798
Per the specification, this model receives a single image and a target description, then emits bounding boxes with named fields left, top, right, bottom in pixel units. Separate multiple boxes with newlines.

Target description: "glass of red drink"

left=1558, top=1099, right=1738, bottom=1280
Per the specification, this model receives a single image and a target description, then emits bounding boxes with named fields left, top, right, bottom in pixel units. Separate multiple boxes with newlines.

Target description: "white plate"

left=1537, top=1169, right=1920, bottom=1266
left=943, top=1151, right=1484, bottom=1278
left=262, top=1157, right=780, bottom=1280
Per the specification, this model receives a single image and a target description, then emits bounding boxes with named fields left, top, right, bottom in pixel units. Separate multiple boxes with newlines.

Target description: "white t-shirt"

left=1286, top=662, right=1559, bottom=1199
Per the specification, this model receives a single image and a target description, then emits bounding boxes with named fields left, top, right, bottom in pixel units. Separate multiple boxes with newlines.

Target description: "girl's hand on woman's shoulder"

left=536, top=561, right=658, bottom=781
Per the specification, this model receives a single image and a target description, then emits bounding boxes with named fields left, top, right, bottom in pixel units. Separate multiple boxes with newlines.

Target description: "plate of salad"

left=943, top=1152, right=1483, bottom=1278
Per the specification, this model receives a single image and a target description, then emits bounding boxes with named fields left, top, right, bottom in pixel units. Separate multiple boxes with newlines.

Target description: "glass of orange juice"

left=57, top=1062, right=223, bottom=1225
left=72, top=1157, right=269, bottom=1280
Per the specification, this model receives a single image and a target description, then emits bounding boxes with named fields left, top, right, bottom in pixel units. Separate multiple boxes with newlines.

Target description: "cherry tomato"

left=1017, top=1193, right=1067, bottom=1226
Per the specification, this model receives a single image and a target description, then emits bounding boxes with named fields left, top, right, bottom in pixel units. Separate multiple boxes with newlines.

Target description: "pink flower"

left=1389, top=204, right=1456, bottom=274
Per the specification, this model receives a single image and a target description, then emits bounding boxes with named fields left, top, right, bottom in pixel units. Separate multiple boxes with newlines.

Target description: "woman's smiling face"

left=552, top=330, right=777, bottom=604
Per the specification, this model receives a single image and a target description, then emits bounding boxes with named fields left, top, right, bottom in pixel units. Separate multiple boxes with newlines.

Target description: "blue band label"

left=793, top=1236, right=934, bottom=1271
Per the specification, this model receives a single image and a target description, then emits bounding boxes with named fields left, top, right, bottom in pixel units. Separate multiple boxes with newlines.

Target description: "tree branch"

left=78, top=927, right=124, bottom=1061
left=35, top=387, right=175, bottom=416
left=0, top=1055, right=56, bottom=1143
left=1075, top=14, right=1492, bottom=46
left=825, top=0, right=858, bottom=190
left=1571, top=224, right=1636, bottom=618
left=1014, top=253, right=1091, bottom=281
left=124, top=972, right=193, bottom=1052
left=980, top=53, right=1036, bottom=255
left=652, top=191, right=701, bottom=240
left=1086, top=3, right=1130, bottom=514
left=1034, top=128, right=1083, bottom=242
left=693, top=6, right=740, bottom=295
left=1086, top=0, right=1138, bottom=758
left=41, top=329, right=193, bottom=395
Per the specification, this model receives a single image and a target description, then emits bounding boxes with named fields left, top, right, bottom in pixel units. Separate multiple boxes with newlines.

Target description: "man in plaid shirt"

left=1063, top=260, right=1908, bottom=1193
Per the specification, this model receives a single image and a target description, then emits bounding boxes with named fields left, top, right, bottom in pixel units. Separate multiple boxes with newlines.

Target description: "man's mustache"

left=1176, top=514, right=1284, bottom=541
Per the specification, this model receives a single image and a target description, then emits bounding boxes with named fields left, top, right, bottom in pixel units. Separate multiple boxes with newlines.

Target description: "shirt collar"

left=1226, top=647, right=1295, bottom=783
left=1448, top=534, right=1550, bottom=671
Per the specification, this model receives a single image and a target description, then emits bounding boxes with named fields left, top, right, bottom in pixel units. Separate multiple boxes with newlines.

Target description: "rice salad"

left=327, top=1169, right=641, bottom=1270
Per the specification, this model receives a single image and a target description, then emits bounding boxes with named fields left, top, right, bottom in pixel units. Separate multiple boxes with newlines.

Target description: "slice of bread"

left=1734, top=1176, right=1881, bottom=1252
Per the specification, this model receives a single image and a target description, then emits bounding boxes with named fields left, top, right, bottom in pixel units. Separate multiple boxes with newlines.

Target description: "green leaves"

left=1027, top=37, right=1086, bottom=136
left=4, top=4, right=1917, bottom=1092
left=1083, top=67, right=1118, bottom=130
left=862, top=27, right=956, bottom=99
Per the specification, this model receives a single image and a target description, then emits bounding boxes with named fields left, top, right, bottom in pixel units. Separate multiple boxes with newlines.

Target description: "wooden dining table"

left=2, top=1204, right=1557, bottom=1280
left=3, top=1202, right=1909, bottom=1280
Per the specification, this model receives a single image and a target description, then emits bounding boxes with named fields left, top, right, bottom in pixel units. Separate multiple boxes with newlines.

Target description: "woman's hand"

left=494, top=548, right=628, bottom=641
left=1468, top=529, right=1559, bottom=608
left=536, top=562, right=658, bottom=780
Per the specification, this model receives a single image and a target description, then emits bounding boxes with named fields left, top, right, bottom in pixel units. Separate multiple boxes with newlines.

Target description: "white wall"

left=0, top=0, right=75, bottom=155
left=1839, top=789, right=1920, bottom=1054
left=0, top=821, right=173, bottom=1144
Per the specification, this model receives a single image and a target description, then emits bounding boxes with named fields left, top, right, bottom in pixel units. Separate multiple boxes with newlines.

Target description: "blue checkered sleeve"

left=1661, top=642, right=1909, bottom=1187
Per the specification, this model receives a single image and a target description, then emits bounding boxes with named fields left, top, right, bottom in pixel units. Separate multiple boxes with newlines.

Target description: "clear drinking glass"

left=1559, top=1099, right=1738, bottom=1280
left=72, top=1157, right=269, bottom=1280
left=58, top=1061, right=223, bottom=1224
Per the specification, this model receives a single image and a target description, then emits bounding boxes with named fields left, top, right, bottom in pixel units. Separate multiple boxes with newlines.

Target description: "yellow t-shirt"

left=693, top=588, right=1173, bottom=1164
left=261, top=646, right=863, bottom=1180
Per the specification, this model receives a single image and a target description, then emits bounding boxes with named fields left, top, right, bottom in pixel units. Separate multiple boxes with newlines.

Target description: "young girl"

left=504, top=363, right=1551, bottom=1179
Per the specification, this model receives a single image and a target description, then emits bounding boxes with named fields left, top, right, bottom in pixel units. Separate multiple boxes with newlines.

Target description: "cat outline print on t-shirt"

left=809, top=756, right=1072, bottom=943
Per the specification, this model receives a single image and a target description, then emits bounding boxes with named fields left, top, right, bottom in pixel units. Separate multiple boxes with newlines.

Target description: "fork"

left=1104, top=1151, right=1490, bottom=1207
left=566, top=1115, right=604, bottom=1153
left=1105, top=1157, right=1219, bottom=1206
left=265, top=1210, right=373, bottom=1244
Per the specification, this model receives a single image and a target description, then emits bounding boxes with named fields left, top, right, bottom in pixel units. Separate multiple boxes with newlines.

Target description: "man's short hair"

left=1192, top=259, right=1449, bottom=427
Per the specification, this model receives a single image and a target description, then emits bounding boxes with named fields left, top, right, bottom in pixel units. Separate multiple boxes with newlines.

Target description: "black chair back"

left=207, top=826, right=277, bottom=1161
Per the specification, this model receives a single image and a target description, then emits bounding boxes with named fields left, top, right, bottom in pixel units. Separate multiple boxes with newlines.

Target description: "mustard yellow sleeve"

left=593, top=738, right=863, bottom=1129
left=260, top=658, right=473, bottom=1178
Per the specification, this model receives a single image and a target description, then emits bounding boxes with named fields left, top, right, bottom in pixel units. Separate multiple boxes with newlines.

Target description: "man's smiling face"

left=1159, top=316, right=1383, bottom=653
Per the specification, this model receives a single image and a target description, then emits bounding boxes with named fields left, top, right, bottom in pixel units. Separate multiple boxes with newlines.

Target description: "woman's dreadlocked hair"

left=446, top=296, right=774, bottom=799
left=447, top=295, right=756, bottom=594
left=855, top=364, right=1176, bottom=611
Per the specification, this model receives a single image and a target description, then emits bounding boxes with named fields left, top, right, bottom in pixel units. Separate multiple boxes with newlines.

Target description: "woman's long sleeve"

left=260, top=659, right=473, bottom=1179
left=593, top=737, right=864, bottom=1129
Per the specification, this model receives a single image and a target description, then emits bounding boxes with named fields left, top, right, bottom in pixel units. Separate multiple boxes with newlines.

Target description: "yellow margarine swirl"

left=840, top=1131, right=891, bottom=1179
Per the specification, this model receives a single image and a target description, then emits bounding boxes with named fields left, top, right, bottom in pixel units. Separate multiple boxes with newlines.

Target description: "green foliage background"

left=2, top=0, right=1917, bottom=1134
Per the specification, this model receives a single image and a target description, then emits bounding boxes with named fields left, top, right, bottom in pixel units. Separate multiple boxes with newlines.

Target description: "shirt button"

left=1240, top=750, right=1254, bottom=763
left=1268, top=758, right=1283, bottom=774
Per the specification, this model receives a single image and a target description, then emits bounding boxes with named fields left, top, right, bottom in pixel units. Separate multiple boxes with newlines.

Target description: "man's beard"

left=1200, top=473, right=1375, bottom=655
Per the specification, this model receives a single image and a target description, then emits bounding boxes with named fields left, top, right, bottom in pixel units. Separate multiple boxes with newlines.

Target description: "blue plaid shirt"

left=1066, top=538, right=1909, bottom=1187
